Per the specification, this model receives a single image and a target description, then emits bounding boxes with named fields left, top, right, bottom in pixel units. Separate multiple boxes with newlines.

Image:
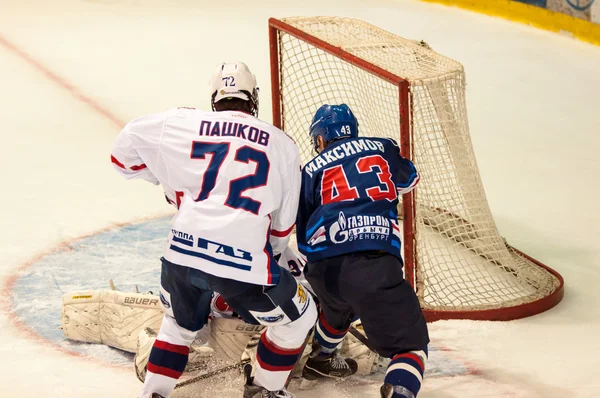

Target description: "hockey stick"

left=175, top=359, right=250, bottom=389
left=348, top=325, right=376, bottom=352
left=175, top=325, right=261, bottom=389
left=175, top=327, right=368, bottom=389
left=283, top=329, right=313, bottom=388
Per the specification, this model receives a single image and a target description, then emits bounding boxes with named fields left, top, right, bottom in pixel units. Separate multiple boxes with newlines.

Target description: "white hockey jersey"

left=111, top=108, right=301, bottom=286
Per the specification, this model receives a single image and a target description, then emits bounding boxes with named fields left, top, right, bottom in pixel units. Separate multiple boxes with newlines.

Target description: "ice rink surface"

left=1, top=0, right=599, bottom=396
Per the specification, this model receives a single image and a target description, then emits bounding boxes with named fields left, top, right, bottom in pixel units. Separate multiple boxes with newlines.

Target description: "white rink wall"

left=1, top=0, right=600, bottom=396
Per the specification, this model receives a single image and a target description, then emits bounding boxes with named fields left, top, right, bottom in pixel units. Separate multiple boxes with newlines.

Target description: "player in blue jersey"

left=296, top=104, right=430, bottom=398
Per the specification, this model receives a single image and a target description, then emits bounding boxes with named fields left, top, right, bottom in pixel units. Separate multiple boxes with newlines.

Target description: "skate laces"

left=330, top=352, right=350, bottom=370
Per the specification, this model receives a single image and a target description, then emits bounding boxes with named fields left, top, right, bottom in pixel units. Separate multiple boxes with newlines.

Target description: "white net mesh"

left=274, top=17, right=560, bottom=315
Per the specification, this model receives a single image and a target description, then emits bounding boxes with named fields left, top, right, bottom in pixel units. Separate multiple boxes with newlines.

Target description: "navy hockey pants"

left=304, top=251, right=429, bottom=358
left=159, top=257, right=309, bottom=331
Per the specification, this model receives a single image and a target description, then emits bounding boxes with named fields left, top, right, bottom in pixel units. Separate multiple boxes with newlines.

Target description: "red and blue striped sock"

left=313, top=311, right=349, bottom=356
left=147, top=339, right=190, bottom=380
left=254, top=331, right=305, bottom=390
left=383, top=348, right=428, bottom=397
left=141, top=339, right=190, bottom=397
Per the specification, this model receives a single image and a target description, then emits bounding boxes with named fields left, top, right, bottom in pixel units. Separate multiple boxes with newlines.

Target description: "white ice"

left=1, top=0, right=599, bottom=396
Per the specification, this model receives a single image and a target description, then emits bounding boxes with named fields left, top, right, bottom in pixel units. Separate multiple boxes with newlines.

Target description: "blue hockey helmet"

left=309, top=104, right=358, bottom=152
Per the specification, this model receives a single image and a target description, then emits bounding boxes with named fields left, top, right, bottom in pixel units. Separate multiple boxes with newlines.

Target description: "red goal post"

left=269, top=17, right=564, bottom=321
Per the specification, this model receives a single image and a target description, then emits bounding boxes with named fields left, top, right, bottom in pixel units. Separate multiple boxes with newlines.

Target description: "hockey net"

left=269, top=17, right=564, bottom=321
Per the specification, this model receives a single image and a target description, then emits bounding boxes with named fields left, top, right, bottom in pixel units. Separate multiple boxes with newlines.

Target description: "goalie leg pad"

left=61, top=289, right=163, bottom=353
left=208, top=317, right=264, bottom=363
left=135, top=327, right=157, bottom=382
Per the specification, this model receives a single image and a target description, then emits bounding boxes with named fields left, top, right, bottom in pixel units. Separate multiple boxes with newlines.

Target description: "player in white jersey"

left=111, top=62, right=317, bottom=398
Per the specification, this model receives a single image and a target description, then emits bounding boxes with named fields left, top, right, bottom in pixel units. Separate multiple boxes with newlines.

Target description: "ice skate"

left=243, top=363, right=296, bottom=398
left=380, top=383, right=415, bottom=398
left=302, top=342, right=358, bottom=380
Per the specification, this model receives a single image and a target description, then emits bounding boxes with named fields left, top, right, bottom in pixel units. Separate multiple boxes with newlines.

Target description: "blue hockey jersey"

left=296, top=136, right=419, bottom=262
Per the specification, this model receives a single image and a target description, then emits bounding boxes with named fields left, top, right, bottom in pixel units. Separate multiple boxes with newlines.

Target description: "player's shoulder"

left=124, top=107, right=212, bottom=139
left=370, top=136, right=400, bottom=149
left=125, top=110, right=168, bottom=129
left=249, top=117, right=300, bottom=159
left=124, top=106, right=204, bottom=127
left=367, top=137, right=402, bottom=159
left=253, top=117, right=297, bottom=145
left=168, top=106, right=214, bottom=121
left=121, top=110, right=173, bottom=139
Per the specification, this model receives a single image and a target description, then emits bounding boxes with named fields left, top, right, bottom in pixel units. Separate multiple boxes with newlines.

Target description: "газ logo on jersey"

left=329, top=211, right=391, bottom=244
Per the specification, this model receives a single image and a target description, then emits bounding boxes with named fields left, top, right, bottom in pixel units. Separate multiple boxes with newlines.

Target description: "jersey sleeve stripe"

left=110, top=154, right=147, bottom=171
left=396, top=169, right=419, bottom=188
left=130, top=163, right=148, bottom=171
left=271, top=224, right=295, bottom=238
left=397, top=173, right=420, bottom=195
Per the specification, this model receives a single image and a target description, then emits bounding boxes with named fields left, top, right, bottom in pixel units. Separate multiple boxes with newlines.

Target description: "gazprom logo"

left=330, top=212, right=349, bottom=244
left=338, top=212, right=347, bottom=230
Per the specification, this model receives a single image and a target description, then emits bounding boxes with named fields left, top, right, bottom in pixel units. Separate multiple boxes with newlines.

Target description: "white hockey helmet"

left=209, top=62, right=259, bottom=117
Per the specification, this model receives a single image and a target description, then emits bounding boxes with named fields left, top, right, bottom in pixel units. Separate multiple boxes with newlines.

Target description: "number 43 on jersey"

left=320, top=154, right=396, bottom=205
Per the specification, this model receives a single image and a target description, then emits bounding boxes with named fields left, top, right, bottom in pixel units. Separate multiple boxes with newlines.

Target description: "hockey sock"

left=140, top=315, right=197, bottom=398
left=314, top=311, right=349, bottom=357
left=254, top=330, right=305, bottom=391
left=383, top=348, right=428, bottom=398
left=141, top=339, right=189, bottom=397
